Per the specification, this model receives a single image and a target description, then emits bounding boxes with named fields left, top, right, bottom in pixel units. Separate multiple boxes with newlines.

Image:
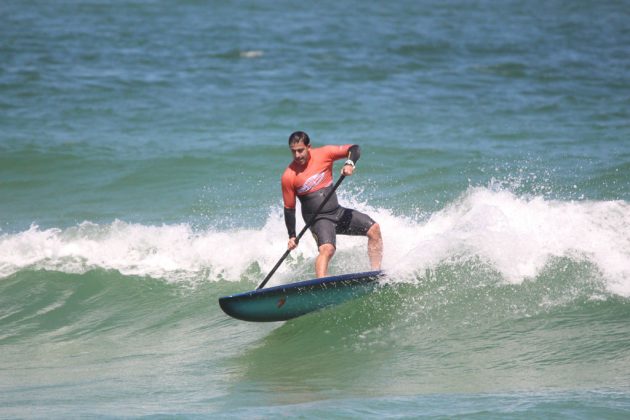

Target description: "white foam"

left=1, top=188, right=629, bottom=296
left=384, top=188, right=630, bottom=297
left=239, top=50, right=263, bottom=58
left=0, top=217, right=294, bottom=285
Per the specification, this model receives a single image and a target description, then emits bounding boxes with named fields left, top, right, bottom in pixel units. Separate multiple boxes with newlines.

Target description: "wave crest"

left=1, top=188, right=629, bottom=296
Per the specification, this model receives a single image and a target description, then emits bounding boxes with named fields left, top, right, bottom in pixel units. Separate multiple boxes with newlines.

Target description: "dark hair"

left=288, top=131, right=310, bottom=146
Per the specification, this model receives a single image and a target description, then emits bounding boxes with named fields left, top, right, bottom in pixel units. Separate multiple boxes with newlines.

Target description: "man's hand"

left=341, top=164, right=355, bottom=176
left=288, top=237, right=299, bottom=250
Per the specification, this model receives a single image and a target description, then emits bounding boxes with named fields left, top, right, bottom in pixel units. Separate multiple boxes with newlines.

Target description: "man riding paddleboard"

left=281, top=131, right=383, bottom=277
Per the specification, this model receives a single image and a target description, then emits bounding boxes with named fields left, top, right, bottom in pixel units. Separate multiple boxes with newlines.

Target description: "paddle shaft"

left=256, top=175, right=346, bottom=290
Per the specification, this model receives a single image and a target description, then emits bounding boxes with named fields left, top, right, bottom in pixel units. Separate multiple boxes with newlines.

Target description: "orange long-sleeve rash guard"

left=281, top=144, right=353, bottom=209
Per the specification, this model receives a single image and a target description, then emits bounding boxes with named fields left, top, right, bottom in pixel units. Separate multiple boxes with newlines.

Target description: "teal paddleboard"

left=219, top=270, right=384, bottom=322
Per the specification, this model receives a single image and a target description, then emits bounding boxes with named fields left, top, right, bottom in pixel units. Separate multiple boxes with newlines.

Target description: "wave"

left=1, top=187, right=629, bottom=297
left=390, top=187, right=630, bottom=297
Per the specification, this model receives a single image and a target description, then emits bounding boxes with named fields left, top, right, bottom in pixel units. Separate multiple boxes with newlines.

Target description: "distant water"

left=2, top=0, right=630, bottom=417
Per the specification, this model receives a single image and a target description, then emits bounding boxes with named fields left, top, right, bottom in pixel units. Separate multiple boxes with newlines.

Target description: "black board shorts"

left=309, top=207, right=376, bottom=248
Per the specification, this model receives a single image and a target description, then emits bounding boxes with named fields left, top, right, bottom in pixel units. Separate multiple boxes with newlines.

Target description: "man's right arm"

left=284, top=207, right=296, bottom=238
left=281, top=171, right=298, bottom=248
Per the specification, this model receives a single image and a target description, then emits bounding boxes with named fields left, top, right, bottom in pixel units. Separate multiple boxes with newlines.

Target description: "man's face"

left=290, top=141, right=311, bottom=166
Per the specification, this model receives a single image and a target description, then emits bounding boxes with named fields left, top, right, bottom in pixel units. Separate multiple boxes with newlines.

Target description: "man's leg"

left=336, top=208, right=383, bottom=271
left=367, top=223, right=383, bottom=270
left=310, top=218, right=336, bottom=278
left=315, top=243, right=335, bottom=277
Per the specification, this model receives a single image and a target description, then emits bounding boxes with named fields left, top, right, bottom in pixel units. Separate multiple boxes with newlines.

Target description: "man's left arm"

left=342, top=144, right=360, bottom=176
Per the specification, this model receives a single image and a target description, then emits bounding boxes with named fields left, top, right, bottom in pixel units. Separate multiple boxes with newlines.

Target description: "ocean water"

left=1, top=0, right=630, bottom=417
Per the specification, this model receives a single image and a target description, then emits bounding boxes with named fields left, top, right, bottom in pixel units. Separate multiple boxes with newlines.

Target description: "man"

left=281, top=131, right=383, bottom=277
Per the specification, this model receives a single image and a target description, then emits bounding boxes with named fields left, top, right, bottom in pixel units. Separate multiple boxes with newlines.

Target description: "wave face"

left=3, top=189, right=629, bottom=416
left=1, top=232, right=629, bottom=417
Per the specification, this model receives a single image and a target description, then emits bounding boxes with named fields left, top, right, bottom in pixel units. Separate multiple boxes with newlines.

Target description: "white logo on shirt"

left=297, top=171, right=326, bottom=194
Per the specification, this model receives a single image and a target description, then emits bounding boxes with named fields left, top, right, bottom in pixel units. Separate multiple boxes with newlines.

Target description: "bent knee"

left=367, top=223, right=381, bottom=239
left=319, top=243, right=336, bottom=257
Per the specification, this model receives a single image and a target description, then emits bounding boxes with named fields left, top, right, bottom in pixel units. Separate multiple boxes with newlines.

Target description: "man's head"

left=288, top=131, right=311, bottom=166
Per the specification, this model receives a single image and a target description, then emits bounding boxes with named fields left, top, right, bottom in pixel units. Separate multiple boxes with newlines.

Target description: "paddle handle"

left=256, top=175, right=346, bottom=290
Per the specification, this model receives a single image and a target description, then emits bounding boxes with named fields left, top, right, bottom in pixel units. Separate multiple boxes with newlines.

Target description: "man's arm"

left=284, top=207, right=296, bottom=238
left=341, top=144, right=360, bottom=176
left=285, top=207, right=299, bottom=249
left=281, top=171, right=298, bottom=249
left=346, top=144, right=360, bottom=165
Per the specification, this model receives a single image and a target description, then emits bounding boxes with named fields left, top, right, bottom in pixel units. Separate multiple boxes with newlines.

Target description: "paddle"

left=256, top=174, right=346, bottom=289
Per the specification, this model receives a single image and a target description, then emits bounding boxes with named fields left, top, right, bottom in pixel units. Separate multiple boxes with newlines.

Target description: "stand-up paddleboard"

left=219, top=270, right=384, bottom=322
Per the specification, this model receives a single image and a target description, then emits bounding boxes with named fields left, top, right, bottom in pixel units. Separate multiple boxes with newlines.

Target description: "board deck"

left=219, top=270, right=384, bottom=322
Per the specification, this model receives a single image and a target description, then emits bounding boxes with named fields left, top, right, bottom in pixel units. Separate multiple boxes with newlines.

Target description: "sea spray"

left=390, top=188, right=630, bottom=295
